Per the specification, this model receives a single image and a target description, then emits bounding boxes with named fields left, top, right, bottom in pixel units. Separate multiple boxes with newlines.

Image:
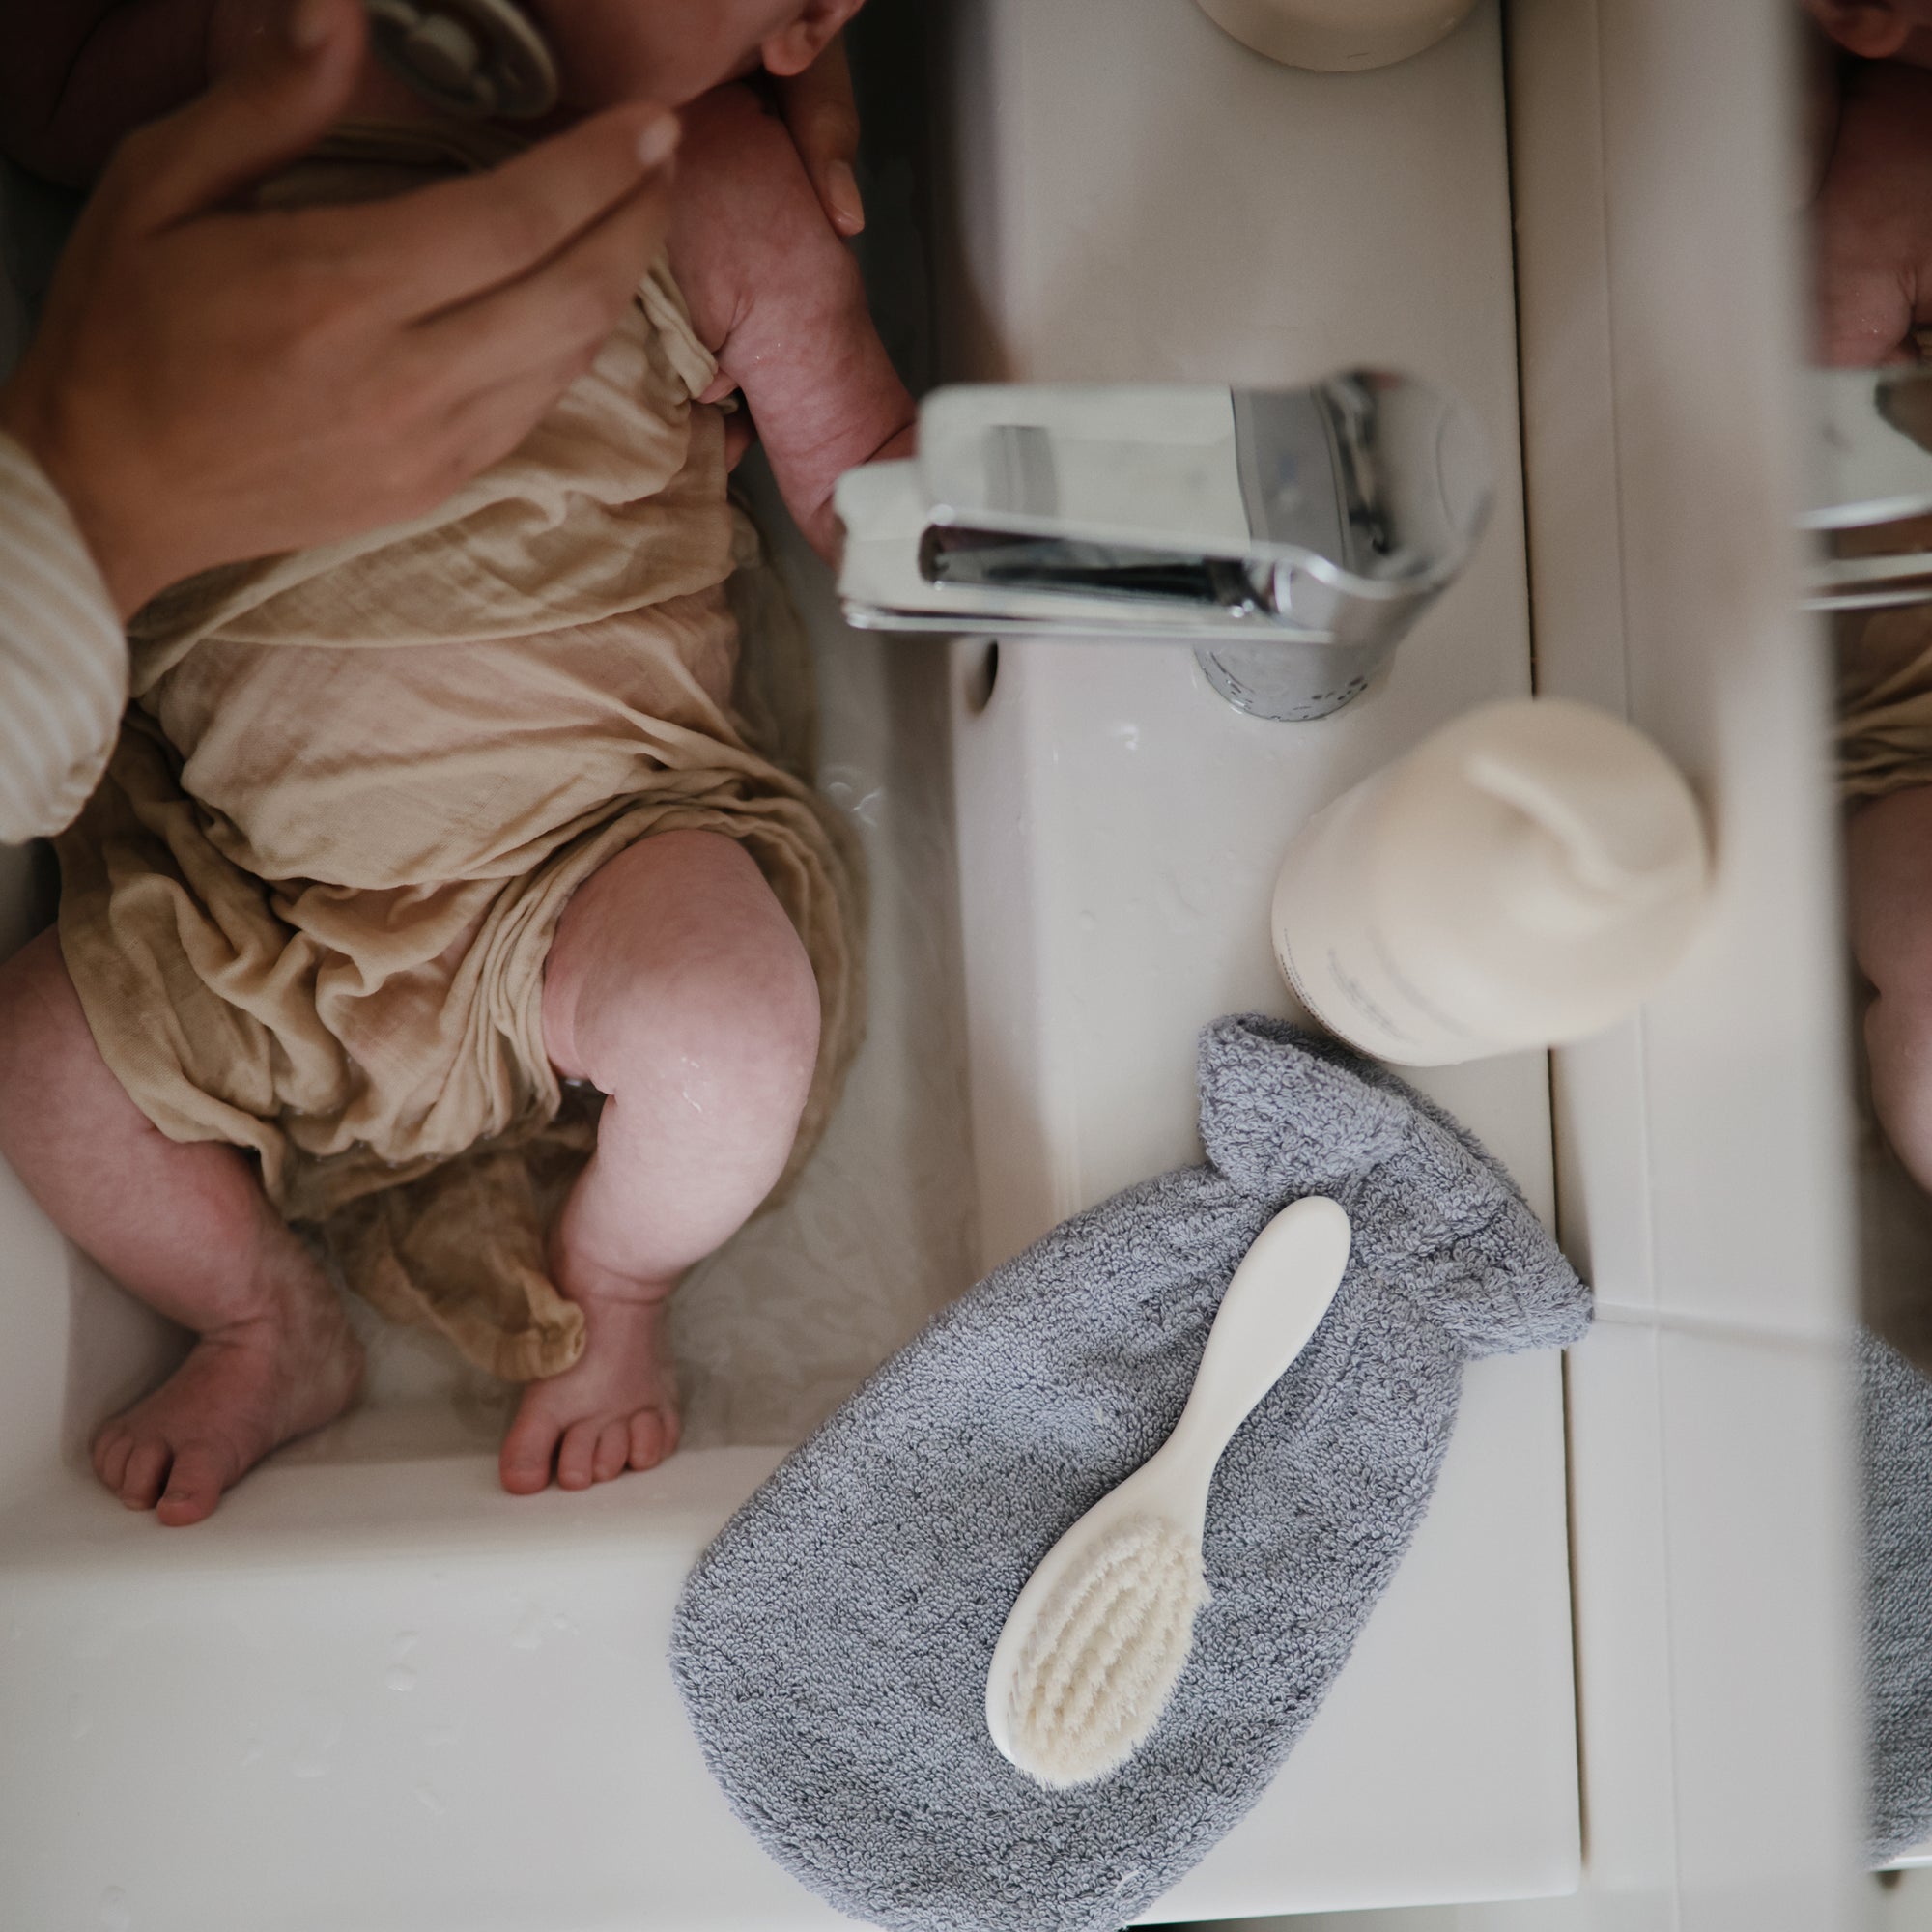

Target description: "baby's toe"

left=628, top=1407, right=672, bottom=1472
left=120, top=1439, right=172, bottom=1512
left=555, top=1418, right=602, bottom=1492
left=592, top=1420, right=630, bottom=1484
left=156, top=1442, right=230, bottom=1527
left=93, top=1426, right=134, bottom=1494
left=499, top=1403, right=562, bottom=1495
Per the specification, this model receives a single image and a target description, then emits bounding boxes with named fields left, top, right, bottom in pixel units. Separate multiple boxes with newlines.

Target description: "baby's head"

left=1806, top=0, right=1932, bottom=60
left=529, top=0, right=867, bottom=110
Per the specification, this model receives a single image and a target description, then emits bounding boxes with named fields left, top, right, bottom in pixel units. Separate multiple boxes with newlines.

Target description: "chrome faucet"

left=834, top=371, right=1493, bottom=721
left=1802, top=365, right=1932, bottom=611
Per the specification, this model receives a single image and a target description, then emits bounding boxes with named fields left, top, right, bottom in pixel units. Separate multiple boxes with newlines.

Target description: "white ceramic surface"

left=934, top=0, right=1582, bottom=1918
left=1231, top=3, right=1866, bottom=1925
left=1507, top=2, right=1864, bottom=1928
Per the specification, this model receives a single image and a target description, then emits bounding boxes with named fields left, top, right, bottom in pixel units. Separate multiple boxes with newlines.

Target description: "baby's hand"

left=1814, top=60, right=1932, bottom=365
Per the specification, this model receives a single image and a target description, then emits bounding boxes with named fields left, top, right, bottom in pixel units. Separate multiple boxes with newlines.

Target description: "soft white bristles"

left=999, top=1515, right=1209, bottom=1789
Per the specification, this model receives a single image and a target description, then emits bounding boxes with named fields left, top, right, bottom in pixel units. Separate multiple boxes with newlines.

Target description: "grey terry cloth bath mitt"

left=670, top=1015, right=1592, bottom=1932
left=1861, top=1325, right=1932, bottom=1861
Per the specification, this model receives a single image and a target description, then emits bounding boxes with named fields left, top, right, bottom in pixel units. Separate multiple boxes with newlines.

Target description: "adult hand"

left=774, top=35, right=865, bottom=238
left=0, top=0, right=679, bottom=618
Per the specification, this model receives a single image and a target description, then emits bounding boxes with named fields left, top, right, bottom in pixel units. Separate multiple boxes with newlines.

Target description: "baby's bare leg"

left=500, top=831, right=819, bottom=1494
left=0, top=931, right=362, bottom=1524
left=1851, top=787, right=1932, bottom=1193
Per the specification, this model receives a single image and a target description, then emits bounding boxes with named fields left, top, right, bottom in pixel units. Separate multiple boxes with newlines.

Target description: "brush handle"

left=1161, top=1196, right=1352, bottom=1488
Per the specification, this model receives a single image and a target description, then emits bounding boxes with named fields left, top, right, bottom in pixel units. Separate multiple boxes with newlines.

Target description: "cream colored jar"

left=1271, top=699, right=1712, bottom=1066
left=1193, top=0, right=1479, bottom=72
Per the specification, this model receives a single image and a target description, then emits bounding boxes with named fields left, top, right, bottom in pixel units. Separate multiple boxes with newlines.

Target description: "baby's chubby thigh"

left=540, top=829, right=822, bottom=1290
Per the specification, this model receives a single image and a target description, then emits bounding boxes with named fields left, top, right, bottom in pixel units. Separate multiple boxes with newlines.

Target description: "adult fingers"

left=340, top=102, right=680, bottom=320
left=777, top=38, right=864, bottom=236
left=415, top=351, right=624, bottom=495
left=113, top=0, right=367, bottom=230
left=375, top=326, right=653, bottom=520
left=412, top=162, right=674, bottom=391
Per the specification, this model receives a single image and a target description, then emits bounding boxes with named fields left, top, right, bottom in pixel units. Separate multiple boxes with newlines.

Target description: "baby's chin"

left=334, top=48, right=757, bottom=140
left=559, top=48, right=767, bottom=115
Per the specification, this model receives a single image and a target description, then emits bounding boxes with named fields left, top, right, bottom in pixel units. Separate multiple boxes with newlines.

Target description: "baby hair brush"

left=984, top=1194, right=1352, bottom=1788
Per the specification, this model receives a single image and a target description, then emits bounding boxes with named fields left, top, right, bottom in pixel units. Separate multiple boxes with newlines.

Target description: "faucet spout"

left=834, top=372, right=1492, bottom=720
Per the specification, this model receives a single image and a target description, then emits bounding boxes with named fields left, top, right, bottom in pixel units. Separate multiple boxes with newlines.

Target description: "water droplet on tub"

left=291, top=1706, right=343, bottom=1779
left=422, top=1722, right=462, bottom=1748
left=99, top=1887, right=130, bottom=1932
left=242, top=1735, right=266, bottom=1768
left=1162, top=869, right=1211, bottom=923
left=385, top=1632, right=419, bottom=1691
left=551, top=1612, right=578, bottom=1637
left=413, top=1781, right=448, bottom=1816
left=1078, top=911, right=1097, bottom=933
left=69, top=1694, right=92, bottom=1741
left=510, top=1604, right=544, bottom=1651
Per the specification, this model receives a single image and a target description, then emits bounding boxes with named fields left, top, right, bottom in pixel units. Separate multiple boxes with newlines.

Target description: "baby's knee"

left=663, top=921, right=818, bottom=1125
left=600, top=964, right=819, bottom=1188
left=1850, top=791, right=1932, bottom=1000
left=1860, top=925, right=1932, bottom=1020
left=0, top=930, right=76, bottom=1083
left=581, top=872, right=820, bottom=1141
left=1864, top=983, right=1932, bottom=1197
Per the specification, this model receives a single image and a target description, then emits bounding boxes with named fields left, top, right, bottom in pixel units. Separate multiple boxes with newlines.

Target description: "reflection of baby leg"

left=500, top=832, right=821, bottom=1494
left=0, top=932, right=363, bottom=1525
left=1851, top=787, right=1932, bottom=1194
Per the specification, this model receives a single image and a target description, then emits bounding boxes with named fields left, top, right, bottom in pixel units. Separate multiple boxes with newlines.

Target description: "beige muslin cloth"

left=1839, top=594, right=1932, bottom=800
left=54, top=127, right=865, bottom=1381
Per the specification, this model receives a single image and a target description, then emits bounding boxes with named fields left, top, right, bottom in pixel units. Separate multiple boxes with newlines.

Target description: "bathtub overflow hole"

left=963, top=641, right=999, bottom=716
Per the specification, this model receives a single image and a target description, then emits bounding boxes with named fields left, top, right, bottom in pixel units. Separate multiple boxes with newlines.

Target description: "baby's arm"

left=1813, top=60, right=1932, bottom=365
left=668, top=85, right=914, bottom=563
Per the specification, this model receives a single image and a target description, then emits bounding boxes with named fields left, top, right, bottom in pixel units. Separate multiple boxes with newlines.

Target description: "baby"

left=0, top=0, right=915, bottom=1522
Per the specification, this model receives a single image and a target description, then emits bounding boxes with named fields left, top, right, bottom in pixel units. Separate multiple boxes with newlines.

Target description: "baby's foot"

left=499, top=1261, right=681, bottom=1495
left=91, top=1279, right=364, bottom=1527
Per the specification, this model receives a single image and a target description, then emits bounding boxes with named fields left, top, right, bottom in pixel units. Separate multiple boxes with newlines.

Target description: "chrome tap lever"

left=834, top=373, right=1492, bottom=720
